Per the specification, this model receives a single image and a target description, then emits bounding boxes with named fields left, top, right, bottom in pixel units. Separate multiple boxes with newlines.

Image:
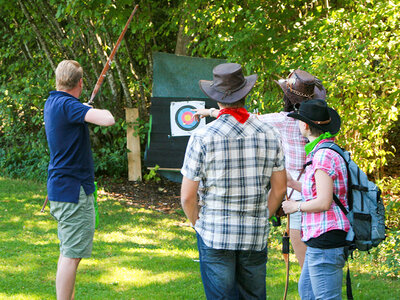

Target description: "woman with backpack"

left=282, top=99, right=351, bottom=299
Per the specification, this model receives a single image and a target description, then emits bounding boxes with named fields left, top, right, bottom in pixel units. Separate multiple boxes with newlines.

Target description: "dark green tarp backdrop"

left=144, top=53, right=226, bottom=181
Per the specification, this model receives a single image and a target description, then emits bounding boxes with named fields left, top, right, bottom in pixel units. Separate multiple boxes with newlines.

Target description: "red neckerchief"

left=217, top=108, right=250, bottom=124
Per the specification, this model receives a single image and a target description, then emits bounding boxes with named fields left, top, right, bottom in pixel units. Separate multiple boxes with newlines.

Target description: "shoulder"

left=313, top=146, right=346, bottom=177
left=314, top=143, right=345, bottom=162
left=256, top=111, right=287, bottom=124
left=192, top=119, right=218, bottom=137
left=248, top=117, right=281, bottom=136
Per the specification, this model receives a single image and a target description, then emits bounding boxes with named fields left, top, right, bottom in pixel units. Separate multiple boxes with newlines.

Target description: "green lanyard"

left=304, top=131, right=337, bottom=155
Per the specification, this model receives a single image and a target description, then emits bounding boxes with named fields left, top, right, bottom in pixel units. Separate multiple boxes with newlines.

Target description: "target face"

left=170, top=101, right=206, bottom=136
left=175, top=105, right=199, bottom=130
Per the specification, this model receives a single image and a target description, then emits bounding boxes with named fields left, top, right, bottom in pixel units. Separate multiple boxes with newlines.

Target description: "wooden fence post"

left=125, top=108, right=142, bottom=181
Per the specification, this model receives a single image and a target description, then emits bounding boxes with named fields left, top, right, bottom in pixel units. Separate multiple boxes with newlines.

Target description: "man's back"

left=44, top=90, right=94, bottom=203
left=181, top=114, right=285, bottom=250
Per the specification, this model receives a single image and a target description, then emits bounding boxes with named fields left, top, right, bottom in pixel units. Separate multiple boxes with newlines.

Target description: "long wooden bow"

left=88, top=3, right=139, bottom=105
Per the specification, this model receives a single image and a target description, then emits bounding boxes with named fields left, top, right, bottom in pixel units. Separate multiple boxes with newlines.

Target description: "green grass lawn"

left=0, top=177, right=399, bottom=299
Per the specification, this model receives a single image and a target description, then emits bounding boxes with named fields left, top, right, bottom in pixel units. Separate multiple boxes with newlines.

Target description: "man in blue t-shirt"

left=44, top=60, right=115, bottom=300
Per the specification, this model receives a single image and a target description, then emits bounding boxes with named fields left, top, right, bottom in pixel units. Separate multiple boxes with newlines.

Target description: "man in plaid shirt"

left=193, top=69, right=327, bottom=269
left=180, top=63, right=287, bottom=299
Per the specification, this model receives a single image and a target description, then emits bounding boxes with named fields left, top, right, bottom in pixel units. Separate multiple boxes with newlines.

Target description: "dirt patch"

left=97, top=176, right=182, bottom=214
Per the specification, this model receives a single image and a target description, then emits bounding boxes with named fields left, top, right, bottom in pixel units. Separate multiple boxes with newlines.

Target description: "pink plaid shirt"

left=257, top=112, right=307, bottom=172
left=301, top=138, right=351, bottom=241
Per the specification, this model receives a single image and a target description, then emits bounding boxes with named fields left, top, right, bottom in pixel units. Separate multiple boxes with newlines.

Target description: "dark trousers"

left=196, top=232, right=268, bottom=300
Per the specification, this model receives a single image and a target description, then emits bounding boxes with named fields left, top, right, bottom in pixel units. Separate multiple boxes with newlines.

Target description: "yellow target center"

left=184, top=114, right=192, bottom=124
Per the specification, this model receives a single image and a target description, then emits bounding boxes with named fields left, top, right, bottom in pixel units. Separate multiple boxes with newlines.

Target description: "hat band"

left=312, top=118, right=331, bottom=125
left=286, top=82, right=314, bottom=98
left=211, top=79, right=247, bottom=99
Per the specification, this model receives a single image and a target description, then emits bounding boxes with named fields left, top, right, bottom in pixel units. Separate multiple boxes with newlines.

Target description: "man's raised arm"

left=85, top=108, right=115, bottom=126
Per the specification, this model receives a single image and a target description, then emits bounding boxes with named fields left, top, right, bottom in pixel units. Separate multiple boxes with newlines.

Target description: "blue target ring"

left=175, top=105, right=199, bottom=131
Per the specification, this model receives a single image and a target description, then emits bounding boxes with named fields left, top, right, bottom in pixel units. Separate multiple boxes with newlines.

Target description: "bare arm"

left=268, top=169, right=287, bottom=217
left=180, top=176, right=200, bottom=226
left=282, top=169, right=333, bottom=214
left=193, top=108, right=220, bottom=121
left=84, top=108, right=115, bottom=126
left=287, top=170, right=302, bottom=192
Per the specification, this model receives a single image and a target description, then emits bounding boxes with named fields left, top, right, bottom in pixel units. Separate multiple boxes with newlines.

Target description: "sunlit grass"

left=1, top=177, right=399, bottom=299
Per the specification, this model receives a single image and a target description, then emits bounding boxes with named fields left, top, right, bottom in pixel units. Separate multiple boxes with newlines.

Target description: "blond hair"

left=55, top=60, right=83, bottom=91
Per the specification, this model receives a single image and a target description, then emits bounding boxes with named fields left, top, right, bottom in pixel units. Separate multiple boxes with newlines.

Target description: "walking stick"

left=282, top=194, right=290, bottom=300
left=88, top=3, right=139, bottom=105
left=282, top=167, right=306, bottom=300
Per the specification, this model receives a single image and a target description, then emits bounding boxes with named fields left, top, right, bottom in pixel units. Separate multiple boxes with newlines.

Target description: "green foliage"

left=309, top=1, right=400, bottom=176
left=0, top=0, right=399, bottom=186
left=181, top=0, right=399, bottom=178
left=143, top=165, right=161, bottom=183
left=129, top=116, right=151, bottom=145
left=0, top=0, right=172, bottom=181
left=91, top=118, right=128, bottom=177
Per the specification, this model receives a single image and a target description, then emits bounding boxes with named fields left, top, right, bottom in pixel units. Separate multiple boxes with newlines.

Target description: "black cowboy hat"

left=275, top=69, right=326, bottom=105
left=287, top=99, right=341, bottom=135
left=199, top=63, right=257, bottom=104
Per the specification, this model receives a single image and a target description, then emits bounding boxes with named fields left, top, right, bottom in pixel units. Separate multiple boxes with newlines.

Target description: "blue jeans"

left=299, top=246, right=346, bottom=300
left=196, top=232, right=268, bottom=300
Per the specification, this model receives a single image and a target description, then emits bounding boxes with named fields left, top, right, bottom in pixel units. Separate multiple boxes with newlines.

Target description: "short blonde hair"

left=55, top=60, right=83, bottom=90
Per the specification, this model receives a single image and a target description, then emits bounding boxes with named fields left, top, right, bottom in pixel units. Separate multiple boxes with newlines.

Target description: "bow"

left=40, top=195, right=48, bottom=213
left=88, top=3, right=139, bottom=105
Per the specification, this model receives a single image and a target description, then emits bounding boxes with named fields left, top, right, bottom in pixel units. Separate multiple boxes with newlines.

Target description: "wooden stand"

left=125, top=108, right=142, bottom=181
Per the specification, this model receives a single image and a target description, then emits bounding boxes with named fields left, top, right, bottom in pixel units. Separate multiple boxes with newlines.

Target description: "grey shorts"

left=289, top=200, right=302, bottom=230
left=50, top=186, right=95, bottom=258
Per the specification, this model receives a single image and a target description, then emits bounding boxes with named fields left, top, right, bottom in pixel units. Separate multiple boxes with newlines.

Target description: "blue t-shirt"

left=44, top=91, right=94, bottom=203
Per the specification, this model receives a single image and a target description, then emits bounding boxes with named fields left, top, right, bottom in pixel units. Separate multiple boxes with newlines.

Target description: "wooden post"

left=125, top=108, right=142, bottom=181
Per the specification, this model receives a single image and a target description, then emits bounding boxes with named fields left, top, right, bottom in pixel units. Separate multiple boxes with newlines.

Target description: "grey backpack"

left=315, top=142, right=386, bottom=251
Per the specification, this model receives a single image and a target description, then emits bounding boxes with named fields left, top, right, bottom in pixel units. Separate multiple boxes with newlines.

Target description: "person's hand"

left=192, top=108, right=210, bottom=121
left=282, top=199, right=298, bottom=214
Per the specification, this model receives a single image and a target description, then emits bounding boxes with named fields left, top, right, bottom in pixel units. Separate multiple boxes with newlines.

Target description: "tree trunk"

left=0, top=18, right=31, bottom=61
left=104, top=27, right=133, bottom=108
left=41, top=0, right=78, bottom=61
left=84, top=17, right=118, bottom=99
left=18, top=0, right=56, bottom=71
left=124, top=35, right=148, bottom=116
left=175, top=20, right=191, bottom=56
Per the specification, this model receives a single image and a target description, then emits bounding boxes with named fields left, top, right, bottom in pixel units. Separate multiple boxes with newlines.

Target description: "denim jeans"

left=299, top=246, right=346, bottom=300
left=196, top=232, right=268, bottom=300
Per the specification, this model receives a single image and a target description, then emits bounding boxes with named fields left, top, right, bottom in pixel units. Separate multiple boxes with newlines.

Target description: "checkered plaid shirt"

left=301, top=138, right=351, bottom=241
left=181, top=114, right=285, bottom=250
left=257, top=112, right=307, bottom=172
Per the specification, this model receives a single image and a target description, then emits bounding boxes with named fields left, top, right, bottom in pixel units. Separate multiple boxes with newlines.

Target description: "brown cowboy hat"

left=199, top=63, right=257, bottom=104
left=275, top=69, right=326, bottom=104
left=287, top=99, right=341, bottom=135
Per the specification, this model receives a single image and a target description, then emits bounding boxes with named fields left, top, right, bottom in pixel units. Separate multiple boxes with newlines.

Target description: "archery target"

left=170, top=101, right=206, bottom=136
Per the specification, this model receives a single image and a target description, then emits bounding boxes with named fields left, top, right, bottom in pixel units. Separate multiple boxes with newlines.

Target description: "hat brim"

left=288, top=107, right=341, bottom=135
left=199, top=74, right=258, bottom=103
left=275, top=79, right=327, bottom=104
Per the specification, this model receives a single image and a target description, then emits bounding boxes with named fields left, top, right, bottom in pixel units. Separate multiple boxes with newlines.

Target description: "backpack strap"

left=344, top=246, right=354, bottom=300
left=310, top=142, right=350, bottom=215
